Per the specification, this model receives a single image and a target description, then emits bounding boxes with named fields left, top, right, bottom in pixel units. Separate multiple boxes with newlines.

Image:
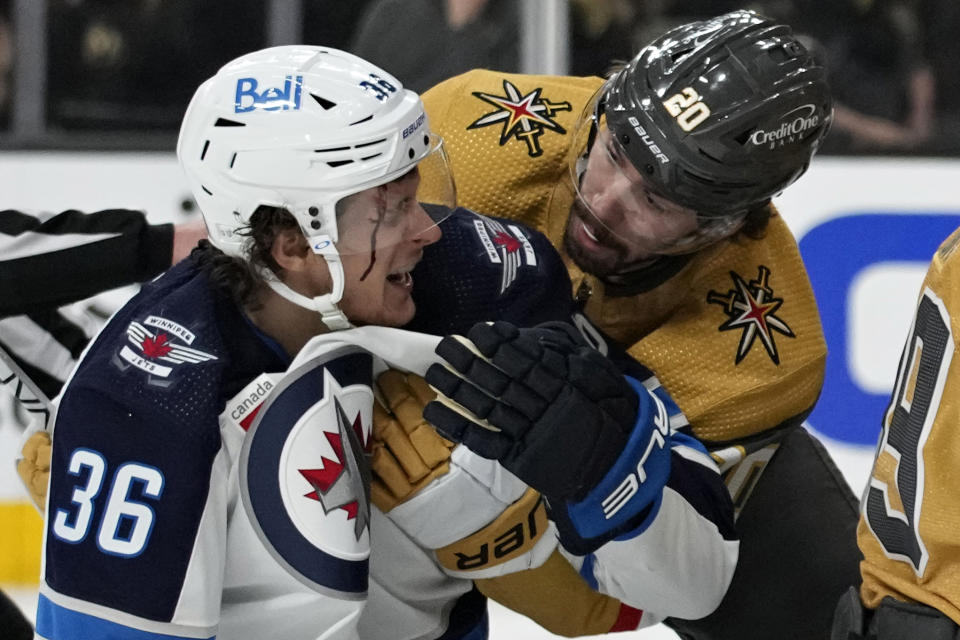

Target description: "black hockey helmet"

left=607, top=9, right=831, bottom=215
left=566, top=10, right=832, bottom=256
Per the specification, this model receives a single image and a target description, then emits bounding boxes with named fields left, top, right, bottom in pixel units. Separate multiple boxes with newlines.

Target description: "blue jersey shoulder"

left=407, top=207, right=575, bottom=336
left=45, top=257, right=284, bottom=622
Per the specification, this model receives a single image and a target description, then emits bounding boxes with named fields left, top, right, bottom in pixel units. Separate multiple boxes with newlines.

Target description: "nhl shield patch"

left=240, top=346, right=373, bottom=598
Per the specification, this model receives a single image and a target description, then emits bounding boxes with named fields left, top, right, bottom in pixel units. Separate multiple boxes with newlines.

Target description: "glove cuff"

left=549, top=377, right=672, bottom=554
left=435, top=488, right=555, bottom=578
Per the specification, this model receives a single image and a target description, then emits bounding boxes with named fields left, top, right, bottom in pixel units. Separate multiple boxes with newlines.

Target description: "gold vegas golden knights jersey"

left=422, top=69, right=826, bottom=450
left=420, top=69, right=830, bottom=636
left=858, top=226, right=960, bottom=625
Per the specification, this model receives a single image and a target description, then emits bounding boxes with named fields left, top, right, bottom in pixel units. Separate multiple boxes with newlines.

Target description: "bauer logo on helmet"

left=627, top=116, right=670, bottom=164
left=402, top=113, right=426, bottom=139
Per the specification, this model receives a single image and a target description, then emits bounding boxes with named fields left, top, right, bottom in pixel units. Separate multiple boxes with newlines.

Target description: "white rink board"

left=3, top=151, right=953, bottom=450
left=1, top=153, right=955, bottom=636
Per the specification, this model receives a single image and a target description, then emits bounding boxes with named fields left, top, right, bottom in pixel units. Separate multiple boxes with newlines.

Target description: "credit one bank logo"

left=800, top=213, right=960, bottom=445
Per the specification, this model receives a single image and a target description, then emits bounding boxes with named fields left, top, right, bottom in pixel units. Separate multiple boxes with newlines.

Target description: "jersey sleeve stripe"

left=666, top=449, right=739, bottom=541
left=610, top=603, right=644, bottom=631
left=0, top=230, right=121, bottom=261
left=671, top=442, right=717, bottom=470
left=36, top=594, right=214, bottom=640
left=0, top=209, right=173, bottom=317
left=578, top=552, right=599, bottom=590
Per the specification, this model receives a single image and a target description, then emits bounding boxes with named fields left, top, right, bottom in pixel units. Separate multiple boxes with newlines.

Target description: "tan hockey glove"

left=372, top=370, right=555, bottom=579
left=17, top=430, right=51, bottom=510
left=371, top=370, right=455, bottom=512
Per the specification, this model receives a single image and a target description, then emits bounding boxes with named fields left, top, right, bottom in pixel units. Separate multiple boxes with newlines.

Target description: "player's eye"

left=377, top=198, right=412, bottom=226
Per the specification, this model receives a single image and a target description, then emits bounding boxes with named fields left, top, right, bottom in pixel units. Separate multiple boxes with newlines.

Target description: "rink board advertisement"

left=2, top=153, right=960, bottom=585
left=773, top=157, right=960, bottom=452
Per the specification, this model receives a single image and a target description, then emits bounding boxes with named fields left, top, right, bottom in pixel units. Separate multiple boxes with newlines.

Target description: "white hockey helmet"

left=177, top=45, right=455, bottom=328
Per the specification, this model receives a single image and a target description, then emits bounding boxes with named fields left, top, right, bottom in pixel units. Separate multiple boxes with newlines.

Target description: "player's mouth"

left=386, top=265, right=416, bottom=291
left=572, top=215, right=618, bottom=258
left=580, top=218, right=600, bottom=243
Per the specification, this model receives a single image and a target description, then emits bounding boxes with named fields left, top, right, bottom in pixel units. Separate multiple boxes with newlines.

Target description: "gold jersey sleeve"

left=573, top=213, right=826, bottom=443
left=858, top=226, right=960, bottom=624
left=422, top=69, right=826, bottom=445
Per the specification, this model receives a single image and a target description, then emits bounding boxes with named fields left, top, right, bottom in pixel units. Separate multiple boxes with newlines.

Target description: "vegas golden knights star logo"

left=468, top=79, right=571, bottom=157
left=707, top=266, right=795, bottom=364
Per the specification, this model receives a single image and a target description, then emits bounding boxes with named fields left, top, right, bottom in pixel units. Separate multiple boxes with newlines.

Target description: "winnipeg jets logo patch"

left=706, top=266, right=795, bottom=364
left=472, top=215, right=538, bottom=293
left=298, top=396, right=372, bottom=541
left=468, top=79, right=571, bottom=157
left=117, top=315, right=217, bottom=381
left=240, top=347, right=373, bottom=598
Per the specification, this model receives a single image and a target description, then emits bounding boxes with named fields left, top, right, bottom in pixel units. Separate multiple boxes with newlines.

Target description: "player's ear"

left=269, top=229, right=334, bottom=296
left=270, top=228, right=311, bottom=273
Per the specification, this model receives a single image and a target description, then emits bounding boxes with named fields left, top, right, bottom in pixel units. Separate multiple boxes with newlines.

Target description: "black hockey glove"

left=423, top=321, right=638, bottom=502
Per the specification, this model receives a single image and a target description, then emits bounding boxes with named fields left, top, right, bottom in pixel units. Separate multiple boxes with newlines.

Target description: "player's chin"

left=378, top=290, right=418, bottom=328
left=392, top=298, right=417, bottom=328
left=562, top=223, right=620, bottom=277
left=341, top=285, right=416, bottom=328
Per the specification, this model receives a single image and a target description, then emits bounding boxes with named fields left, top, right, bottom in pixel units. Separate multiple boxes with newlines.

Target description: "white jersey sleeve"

left=558, top=378, right=739, bottom=622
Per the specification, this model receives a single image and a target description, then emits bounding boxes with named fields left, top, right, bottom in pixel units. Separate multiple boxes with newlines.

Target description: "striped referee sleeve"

left=0, top=209, right=173, bottom=317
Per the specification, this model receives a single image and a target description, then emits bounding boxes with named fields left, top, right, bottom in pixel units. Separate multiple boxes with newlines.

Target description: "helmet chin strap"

left=261, top=251, right=353, bottom=332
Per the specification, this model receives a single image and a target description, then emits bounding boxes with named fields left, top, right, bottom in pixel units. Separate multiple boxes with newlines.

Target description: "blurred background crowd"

left=0, top=0, right=956, bottom=155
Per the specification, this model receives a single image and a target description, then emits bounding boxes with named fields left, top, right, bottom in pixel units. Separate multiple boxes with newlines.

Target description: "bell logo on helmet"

left=180, top=44, right=456, bottom=286
left=627, top=116, right=669, bottom=164
left=234, top=75, right=304, bottom=113
left=749, top=104, right=820, bottom=149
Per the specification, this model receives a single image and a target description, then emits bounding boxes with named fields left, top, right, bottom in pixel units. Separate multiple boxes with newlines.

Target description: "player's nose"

left=587, top=182, right=629, bottom=227
left=408, top=202, right=442, bottom=246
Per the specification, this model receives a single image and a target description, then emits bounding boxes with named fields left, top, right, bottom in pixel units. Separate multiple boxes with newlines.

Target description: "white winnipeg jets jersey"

left=38, top=258, right=375, bottom=640
left=39, top=247, right=735, bottom=640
